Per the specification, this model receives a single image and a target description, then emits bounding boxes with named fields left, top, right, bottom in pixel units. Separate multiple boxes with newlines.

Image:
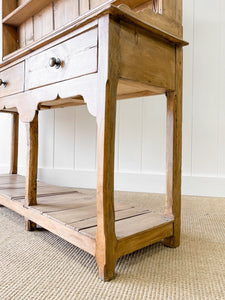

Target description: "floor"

left=0, top=191, right=224, bottom=300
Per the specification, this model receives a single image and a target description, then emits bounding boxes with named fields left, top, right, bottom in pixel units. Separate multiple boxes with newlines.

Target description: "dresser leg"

left=95, top=15, right=120, bottom=282
left=95, top=78, right=118, bottom=281
left=24, top=111, right=39, bottom=231
left=10, top=113, right=19, bottom=174
left=164, top=47, right=183, bottom=248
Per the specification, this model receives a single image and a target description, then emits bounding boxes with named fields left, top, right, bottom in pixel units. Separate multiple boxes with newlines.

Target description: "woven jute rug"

left=0, top=191, right=224, bottom=300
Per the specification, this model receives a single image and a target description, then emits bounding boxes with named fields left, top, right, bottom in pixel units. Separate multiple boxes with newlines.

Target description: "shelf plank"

left=0, top=174, right=78, bottom=200
left=2, top=0, right=53, bottom=26
left=81, top=212, right=174, bottom=239
left=31, top=194, right=96, bottom=213
left=44, top=202, right=134, bottom=225
left=70, top=208, right=151, bottom=230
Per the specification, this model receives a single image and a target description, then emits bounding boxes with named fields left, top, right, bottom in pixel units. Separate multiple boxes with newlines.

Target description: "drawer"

left=25, top=28, right=98, bottom=90
left=0, top=63, right=24, bottom=98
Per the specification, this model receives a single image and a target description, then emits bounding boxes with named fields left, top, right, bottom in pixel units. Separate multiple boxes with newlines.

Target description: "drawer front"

left=0, top=63, right=24, bottom=98
left=25, top=28, right=98, bottom=90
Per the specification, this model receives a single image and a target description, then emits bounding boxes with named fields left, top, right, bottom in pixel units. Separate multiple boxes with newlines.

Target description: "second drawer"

left=25, top=27, right=98, bottom=90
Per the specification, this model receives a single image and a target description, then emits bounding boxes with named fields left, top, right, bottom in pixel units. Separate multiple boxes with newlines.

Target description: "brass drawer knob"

left=0, top=79, right=7, bottom=87
left=49, top=57, right=62, bottom=69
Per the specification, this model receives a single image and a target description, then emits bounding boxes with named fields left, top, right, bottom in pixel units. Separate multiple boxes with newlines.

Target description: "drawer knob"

left=49, top=57, right=62, bottom=69
left=0, top=79, right=7, bottom=87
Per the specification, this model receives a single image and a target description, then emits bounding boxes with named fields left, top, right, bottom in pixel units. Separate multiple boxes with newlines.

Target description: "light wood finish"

left=54, top=0, right=79, bottom=29
left=33, top=4, right=54, bottom=41
left=95, top=16, right=119, bottom=281
left=80, top=0, right=90, bottom=15
left=2, top=0, right=17, bottom=18
left=120, top=21, right=175, bottom=90
left=0, top=62, right=24, bottom=97
left=1, top=4, right=187, bottom=65
left=0, top=0, right=187, bottom=280
left=2, top=0, right=53, bottom=26
left=25, top=27, right=98, bottom=90
left=10, top=113, right=18, bottom=174
left=2, top=25, right=18, bottom=57
left=164, top=46, right=183, bottom=248
left=0, top=174, right=174, bottom=259
left=24, top=111, right=38, bottom=231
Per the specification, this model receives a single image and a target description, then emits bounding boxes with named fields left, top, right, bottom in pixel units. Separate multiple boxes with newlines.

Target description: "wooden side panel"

left=120, top=23, right=176, bottom=90
left=2, top=25, right=18, bottom=57
left=2, top=0, right=17, bottom=17
left=54, top=0, right=79, bottom=29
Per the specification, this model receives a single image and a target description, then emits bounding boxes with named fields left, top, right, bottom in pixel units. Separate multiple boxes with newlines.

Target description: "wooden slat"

left=0, top=174, right=25, bottom=184
left=70, top=208, right=151, bottom=230
left=0, top=179, right=78, bottom=200
left=31, top=194, right=96, bottom=213
left=81, top=212, right=174, bottom=239
left=25, top=17, right=34, bottom=45
left=44, top=202, right=134, bottom=225
left=33, top=4, right=54, bottom=41
left=79, top=0, right=90, bottom=15
left=54, top=0, right=79, bottom=29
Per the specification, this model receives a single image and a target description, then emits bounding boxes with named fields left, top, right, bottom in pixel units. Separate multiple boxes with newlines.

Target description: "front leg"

left=164, top=47, right=183, bottom=248
left=95, top=15, right=120, bottom=281
left=24, top=111, right=39, bottom=231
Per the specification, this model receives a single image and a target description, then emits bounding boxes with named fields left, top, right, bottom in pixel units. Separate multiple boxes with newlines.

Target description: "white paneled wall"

left=1, top=0, right=225, bottom=197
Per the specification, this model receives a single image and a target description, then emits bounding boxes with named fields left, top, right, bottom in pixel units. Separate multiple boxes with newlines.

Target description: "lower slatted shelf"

left=0, top=174, right=174, bottom=257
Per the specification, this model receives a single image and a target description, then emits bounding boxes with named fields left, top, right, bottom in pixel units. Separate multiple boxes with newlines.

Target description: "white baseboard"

left=1, top=165, right=224, bottom=197
left=37, top=168, right=225, bottom=198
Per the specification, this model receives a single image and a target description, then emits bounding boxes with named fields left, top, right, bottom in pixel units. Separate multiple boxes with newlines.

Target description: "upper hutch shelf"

left=2, top=0, right=53, bottom=26
left=1, top=0, right=176, bottom=59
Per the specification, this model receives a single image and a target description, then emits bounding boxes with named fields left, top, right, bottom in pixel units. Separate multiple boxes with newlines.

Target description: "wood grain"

left=120, top=22, right=176, bottom=90
left=0, top=62, right=24, bottom=97
left=95, top=16, right=120, bottom=281
left=2, top=0, right=53, bottom=26
left=25, top=28, right=98, bottom=90
left=33, top=4, right=54, bottom=41
left=25, top=111, right=38, bottom=230
left=10, top=113, right=19, bottom=174
left=54, top=0, right=79, bottom=29
left=164, top=46, right=183, bottom=248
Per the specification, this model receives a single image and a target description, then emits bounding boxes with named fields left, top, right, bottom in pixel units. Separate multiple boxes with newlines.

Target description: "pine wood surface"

left=0, top=174, right=174, bottom=257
